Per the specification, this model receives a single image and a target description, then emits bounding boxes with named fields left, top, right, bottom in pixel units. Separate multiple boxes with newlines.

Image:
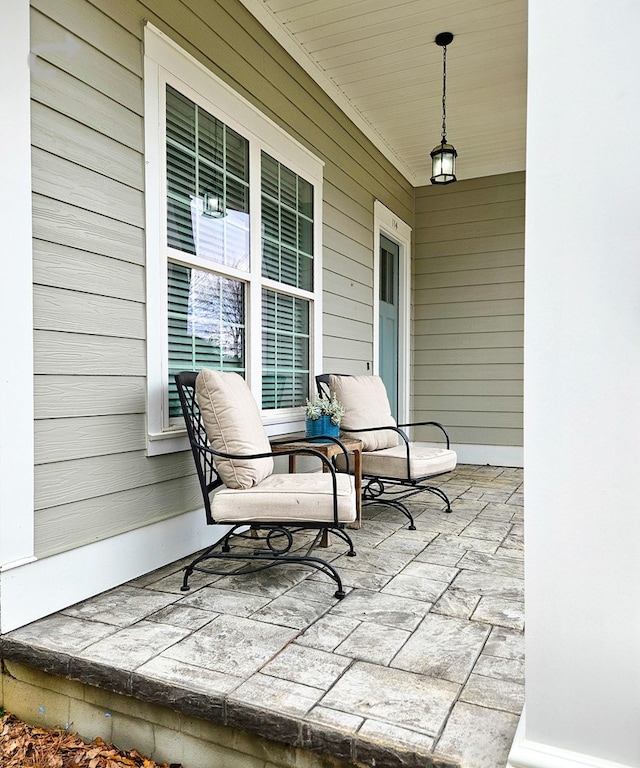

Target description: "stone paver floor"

left=1, top=465, right=524, bottom=768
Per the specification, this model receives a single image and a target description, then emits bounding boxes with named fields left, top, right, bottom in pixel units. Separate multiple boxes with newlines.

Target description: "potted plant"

left=305, top=393, right=345, bottom=439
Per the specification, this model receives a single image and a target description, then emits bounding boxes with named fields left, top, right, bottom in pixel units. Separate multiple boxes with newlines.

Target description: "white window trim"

left=373, top=200, right=412, bottom=425
left=144, top=24, right=323, bottom=454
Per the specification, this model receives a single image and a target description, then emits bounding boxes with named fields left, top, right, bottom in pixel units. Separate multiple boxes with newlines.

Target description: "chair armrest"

left=198, top=440, right=337, bottom=473
left=398, top=420, right=451, bottom=449
left=340, top=424, right=433, bottom=482
left=195, top=439, right=346, bottom=525
left=340, top=423, right=411, bottom=447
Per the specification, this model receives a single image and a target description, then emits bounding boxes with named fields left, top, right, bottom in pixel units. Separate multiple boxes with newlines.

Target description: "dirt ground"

left=0, top=712, right=182, bottom=767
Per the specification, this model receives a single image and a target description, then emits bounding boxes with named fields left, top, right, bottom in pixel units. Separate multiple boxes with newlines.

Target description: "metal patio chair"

left=175, top=369, right=357, bottom=599
left=317, top=373, right=457, bottom=528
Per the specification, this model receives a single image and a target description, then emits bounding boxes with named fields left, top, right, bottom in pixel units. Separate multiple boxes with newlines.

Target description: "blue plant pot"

left=305, top=415, right=339, bottom=441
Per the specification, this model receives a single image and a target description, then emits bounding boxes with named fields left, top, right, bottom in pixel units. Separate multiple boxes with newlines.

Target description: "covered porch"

left=2, top=1, right=640, bottom=767
left=1, top=465, right=523, bottom=768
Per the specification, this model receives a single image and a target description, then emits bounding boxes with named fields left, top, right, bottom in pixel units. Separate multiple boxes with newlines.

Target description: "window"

left=144, top=25, right=323, bottom=454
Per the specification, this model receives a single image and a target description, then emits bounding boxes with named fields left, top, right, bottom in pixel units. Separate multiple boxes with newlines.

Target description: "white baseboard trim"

left=508, top=710, right=635, bottom=768
left=454, top=443, right=523, bottom=468
left=0, top=509, right=224, bottom=633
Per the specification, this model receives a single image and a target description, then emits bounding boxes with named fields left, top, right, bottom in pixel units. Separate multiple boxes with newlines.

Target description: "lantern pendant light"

left=430, top=32, right=457, bottom=185
left=203, top=191, right=225, bottom=218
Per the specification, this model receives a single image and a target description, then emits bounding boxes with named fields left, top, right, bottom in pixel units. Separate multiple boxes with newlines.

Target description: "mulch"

left=0, top=712, right=183, bottom=768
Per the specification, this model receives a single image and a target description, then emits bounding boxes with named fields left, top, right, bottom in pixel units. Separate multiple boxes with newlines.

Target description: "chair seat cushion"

left=213, top=473, right=357, bottom=524
left=337, top=442, right=456, bottom=481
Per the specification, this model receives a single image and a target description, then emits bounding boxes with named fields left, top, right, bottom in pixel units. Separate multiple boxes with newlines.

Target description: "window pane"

left=298, top=217, right=312, bottom=255
left=198, top=162, right=224, bottom=204
left=167, top=198, right=195, bottom=255
left=166, top=85, right=250, bottom=270
left=298, top=177, right=313, bottom=218
left=261, top=153, right=278, bottom=198
left=261, top=151, right=313, bottom=291
left=167, top=143, right=196, bottom=200
left=294, top=334, right=309, bottom=369
left=226, top=126, right=249, bottom=181
left=197, top=109, right=224, bottom=168
left=262, top=240, right=279, bottom=282
left=225, top=220, right=250, bottom=271
left=280, top=165, right=297, bottom=209
left=261, top=197, right=279, bottom=241
left=261, top=289, right=309, bottom=409
left=299, top=253, right=313, bottom=291
left=166, top=86, right=195, bottom=152
left=226, top=175, right=249, bottom=216
left=168, top=262, right=245, bottom=420
left=280, top=207, right=296, bottom=248
left=280, top=247, right=297, bottom=286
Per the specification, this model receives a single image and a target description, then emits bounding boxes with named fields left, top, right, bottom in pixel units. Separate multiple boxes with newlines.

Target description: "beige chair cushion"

left=359, top=443, right=457, bottom=480
left=334, top=442, right=456, bottom=480
left=196, top=369, right=273, bottom=489
left=213, top=473, right=356, bottom=523
left=329, top=374, right=399, bottom=451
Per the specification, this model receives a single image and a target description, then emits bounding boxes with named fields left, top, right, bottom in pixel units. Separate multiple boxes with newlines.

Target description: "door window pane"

left=380, top=234, right=399, bottom=306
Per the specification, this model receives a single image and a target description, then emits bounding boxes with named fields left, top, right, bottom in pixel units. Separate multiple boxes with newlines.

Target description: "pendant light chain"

left=441, top=43, right=448, bottom=144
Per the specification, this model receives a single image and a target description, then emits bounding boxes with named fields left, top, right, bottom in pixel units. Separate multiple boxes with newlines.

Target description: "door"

left=379, top=234, right=400, bottom=420
left=373, top=201, right=410, bottom=424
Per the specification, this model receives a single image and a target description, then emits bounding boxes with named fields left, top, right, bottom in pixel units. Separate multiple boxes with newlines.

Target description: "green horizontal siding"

left=30, top=0, right=414, bottom=557
left=413, top=173, right=525, bottom=448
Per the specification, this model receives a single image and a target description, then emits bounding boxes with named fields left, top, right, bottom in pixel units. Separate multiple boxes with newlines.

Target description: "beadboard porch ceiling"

left=239, top=0, right=528, bottom=186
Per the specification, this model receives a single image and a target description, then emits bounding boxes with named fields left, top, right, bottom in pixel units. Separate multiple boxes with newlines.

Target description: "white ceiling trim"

left=237, top=0, right=418, bottom=184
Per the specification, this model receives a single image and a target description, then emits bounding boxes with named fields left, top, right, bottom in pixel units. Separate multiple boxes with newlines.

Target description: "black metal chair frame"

left=316, top=374, right=454, bottom=528
left=175, top=371, right=356, bottom=599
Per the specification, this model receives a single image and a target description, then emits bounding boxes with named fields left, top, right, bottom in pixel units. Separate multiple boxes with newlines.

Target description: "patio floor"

left=0, top=464, right=524, bottom=768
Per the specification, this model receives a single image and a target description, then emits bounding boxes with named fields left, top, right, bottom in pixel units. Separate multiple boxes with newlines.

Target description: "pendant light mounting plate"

left=435, top=32, right=454, bottom=47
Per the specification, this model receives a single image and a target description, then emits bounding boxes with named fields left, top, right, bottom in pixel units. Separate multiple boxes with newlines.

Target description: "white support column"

left=0, top=1, right=35, bottom=572
left=512, top=2, right=640, bottom=767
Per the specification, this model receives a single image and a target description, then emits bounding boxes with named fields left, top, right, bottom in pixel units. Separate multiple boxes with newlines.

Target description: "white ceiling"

left=239, top=0, right=528, bottom=186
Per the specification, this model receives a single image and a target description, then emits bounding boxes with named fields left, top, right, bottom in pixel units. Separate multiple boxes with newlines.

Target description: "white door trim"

left=373, top=201, right=411, bottom=424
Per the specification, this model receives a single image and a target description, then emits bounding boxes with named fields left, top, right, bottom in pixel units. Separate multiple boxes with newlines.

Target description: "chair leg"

left=221, top=528, right=235, bottom=553
left=364, top=498, right=416, bottom=529
left=362, top=477, right=453, bottom=519
left=180, top=525, right=353, bottom=598
left=326, top=526, right=356, bottom=556
left=362, top=478, right=385, bottom=501
left=180, top=539, right=223, bottom=591
left=181, top=567, right=192, bottom=592
left=423, top=485, right=453, bottom=513
left=303, top=555, right=347, bottom=599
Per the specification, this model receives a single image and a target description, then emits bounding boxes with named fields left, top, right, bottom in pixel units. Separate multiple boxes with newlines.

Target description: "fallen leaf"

left=0, top=713, right=183, bottom=768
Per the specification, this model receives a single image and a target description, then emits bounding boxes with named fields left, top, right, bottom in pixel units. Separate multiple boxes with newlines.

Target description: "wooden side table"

left=269, top=434, right=363, bottom=541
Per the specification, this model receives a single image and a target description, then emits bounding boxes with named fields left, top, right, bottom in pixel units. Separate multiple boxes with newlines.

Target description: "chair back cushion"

left=196, top=369, right=273, bottom=489
left=329, top=374, right=399, bottom=451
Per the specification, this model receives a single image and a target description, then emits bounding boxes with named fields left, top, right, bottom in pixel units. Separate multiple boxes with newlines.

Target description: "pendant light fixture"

left=203, top=191, right=225, bottom=218
left=430, top=31, right=457, bottom=185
